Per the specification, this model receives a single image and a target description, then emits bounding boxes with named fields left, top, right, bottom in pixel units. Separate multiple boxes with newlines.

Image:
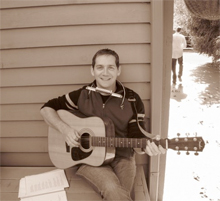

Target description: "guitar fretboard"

left=91, top=137, right=164, bottom=148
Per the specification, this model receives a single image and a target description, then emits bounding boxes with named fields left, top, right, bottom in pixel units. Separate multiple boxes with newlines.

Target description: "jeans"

left=172, top=56, right=183, bottom=83
left=76, top=156, right=136, bottom=201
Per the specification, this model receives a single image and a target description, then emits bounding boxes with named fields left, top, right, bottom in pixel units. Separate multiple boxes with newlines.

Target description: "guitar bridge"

left=65, top=142, right=70, bottom=153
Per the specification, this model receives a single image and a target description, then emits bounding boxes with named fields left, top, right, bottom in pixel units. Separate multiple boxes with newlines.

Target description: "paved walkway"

left=163, top=51, right=220, bottom=201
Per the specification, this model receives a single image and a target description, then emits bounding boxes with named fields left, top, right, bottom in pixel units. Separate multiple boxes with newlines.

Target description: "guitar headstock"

left=168, top=133, right=205, bottom=155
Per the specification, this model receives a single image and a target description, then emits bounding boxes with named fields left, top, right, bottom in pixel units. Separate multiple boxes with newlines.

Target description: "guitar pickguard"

left=71, top=147, right=92, bottom=161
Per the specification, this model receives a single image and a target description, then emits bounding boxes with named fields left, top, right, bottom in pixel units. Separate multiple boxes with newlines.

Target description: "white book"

left=20, top=191, right=67, bottom=201
left=18, top=169, right=69, bottom=201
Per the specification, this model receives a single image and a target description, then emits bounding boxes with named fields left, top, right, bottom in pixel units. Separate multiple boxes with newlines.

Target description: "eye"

left=108, top=66, right=116, bottom=70
left=96, top=65, right=103, bottom=70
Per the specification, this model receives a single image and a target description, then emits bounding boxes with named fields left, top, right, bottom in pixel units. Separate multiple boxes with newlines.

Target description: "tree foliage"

left=187, top=17, right=220, bottom=62
left=173, top=0, right=190, bottom=35
left=174, top=0, right=220, bottom=63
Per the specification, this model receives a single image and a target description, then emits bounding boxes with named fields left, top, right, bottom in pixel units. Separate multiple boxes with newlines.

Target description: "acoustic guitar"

left=48, top=110, right=205, bottom=169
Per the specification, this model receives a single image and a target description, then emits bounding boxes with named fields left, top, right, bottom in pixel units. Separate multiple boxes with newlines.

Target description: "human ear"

left=91, top=66, right=94, bottom=76
left=117, top=65, right=122, bottom=76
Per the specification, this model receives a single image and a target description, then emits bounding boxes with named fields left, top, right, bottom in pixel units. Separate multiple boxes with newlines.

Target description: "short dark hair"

left=92, top=48, right=120, bottom=68
left=177, top=27, right=181, bottom=32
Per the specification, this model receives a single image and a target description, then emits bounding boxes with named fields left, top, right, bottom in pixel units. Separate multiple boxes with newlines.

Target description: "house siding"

left=0, top=0, right=152, bottom=166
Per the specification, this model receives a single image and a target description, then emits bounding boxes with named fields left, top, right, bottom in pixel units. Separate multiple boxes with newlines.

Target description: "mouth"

left=100, top=77, right=111, bottom=81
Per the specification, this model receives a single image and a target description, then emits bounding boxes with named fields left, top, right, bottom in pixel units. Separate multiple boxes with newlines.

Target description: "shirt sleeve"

left=134, top=92, right=145, bottom=115
left=41, top=88, right=82, bottom=111
left=128, top=92, right=148, bottom=138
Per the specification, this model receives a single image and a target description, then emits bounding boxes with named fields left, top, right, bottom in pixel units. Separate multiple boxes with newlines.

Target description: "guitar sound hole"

left=81, top=133, right=91, bottom=149
left=71, top=133, right=92, bottom=161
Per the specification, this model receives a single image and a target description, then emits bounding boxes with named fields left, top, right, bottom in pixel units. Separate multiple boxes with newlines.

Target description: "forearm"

left=40, top=107, right=80, bottom=147
left=40, top=107, right=70, bottom=134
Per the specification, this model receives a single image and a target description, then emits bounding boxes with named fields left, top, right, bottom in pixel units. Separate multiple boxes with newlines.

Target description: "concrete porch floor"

left=163, top=51, right=220, bottom=201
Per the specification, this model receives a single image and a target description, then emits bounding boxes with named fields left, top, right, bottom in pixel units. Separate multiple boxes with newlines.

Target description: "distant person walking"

left=172, top=27, right=187, bottom=84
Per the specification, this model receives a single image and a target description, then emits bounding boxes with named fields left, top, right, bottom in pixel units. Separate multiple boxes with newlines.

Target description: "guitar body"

left=48, top=110, right=206, bottom=169
left=48, top=110, right=115, bottom=169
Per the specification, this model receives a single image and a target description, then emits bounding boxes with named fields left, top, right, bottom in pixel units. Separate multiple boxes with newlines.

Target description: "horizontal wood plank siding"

left=0, top=3, right=150, bottom=29
left=1, top=44, right=151, bottom=68
left=0, top=101, right=150, bottom=121
left=1, top=83, right=151, bottom=104
left=0, top=153, right=53, bottom=167
left=1, top=115, right=150, bottom=138
left=1, top=24, right=151, bottom=49
left=0, top=1, right=152, bottom=166
left=0, top=0, right=150, bottom=9
left=0, top=138, right=48, bottom=153
left=1, top=121, right=47, bottom=137
left=1, top=64, right=150, bottom=86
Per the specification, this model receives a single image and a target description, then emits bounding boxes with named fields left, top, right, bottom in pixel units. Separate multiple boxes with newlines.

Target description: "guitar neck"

left=90, top=136, right=205, bottom=153
left=91, top=137, right=167, bottom=149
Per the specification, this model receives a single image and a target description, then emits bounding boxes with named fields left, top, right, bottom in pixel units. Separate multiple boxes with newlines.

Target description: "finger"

left=147, top=141, right=159, bottom=155
left=150, top=142, right=161, bottom=155
left=72, top=131, right=80, bottom=141
left=153, top=134, right=161, bottom=141
left=145, top=144, right=153, bottom=156
left=68, top=139, right=80, bottom=147
left=66, top=136, right=80, bottom=147
left=68, top=132, right=79, bottom=142
left=159, top=145, right=166, bottom=154
left=73, top=140, right=80, bottom=147
left=75, top=132, right=80, bottom=139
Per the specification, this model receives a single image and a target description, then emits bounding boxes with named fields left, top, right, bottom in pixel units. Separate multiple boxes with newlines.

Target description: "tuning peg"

left=193, top=137, right=197, bottom=141
left=194, top=152, right=199, bottom=156
left=186, top=133, right=190, bottom=137
left=175, top=133, right=180, bottom=142
left=185, top=146, right=190, bottom=155
left=176, top=146, right=180, bottom=155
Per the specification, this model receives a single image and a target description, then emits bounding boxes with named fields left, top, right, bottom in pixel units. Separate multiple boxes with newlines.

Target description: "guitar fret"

left=111, top=138, right=114, bottom=147
left=102, top=137, right=105, bottom=146
left=98, top=137, right=100, bottom=146
left=92, top=137, right=148, bottom=148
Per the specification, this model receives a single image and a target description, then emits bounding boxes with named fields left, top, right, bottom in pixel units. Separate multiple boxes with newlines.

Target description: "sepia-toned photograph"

left=1, top=0, right=219, bottom=200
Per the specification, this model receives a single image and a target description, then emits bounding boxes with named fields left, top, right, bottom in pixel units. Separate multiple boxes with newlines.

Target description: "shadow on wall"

left=190, top=62, right=220, bottom=106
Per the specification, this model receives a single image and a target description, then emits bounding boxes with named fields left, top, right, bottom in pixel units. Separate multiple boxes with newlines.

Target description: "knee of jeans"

left=102, top=180, right=119, bottom=192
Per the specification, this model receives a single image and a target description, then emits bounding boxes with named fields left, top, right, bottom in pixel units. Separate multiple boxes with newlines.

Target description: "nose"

left=103, top=67, right=108, bottom=75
